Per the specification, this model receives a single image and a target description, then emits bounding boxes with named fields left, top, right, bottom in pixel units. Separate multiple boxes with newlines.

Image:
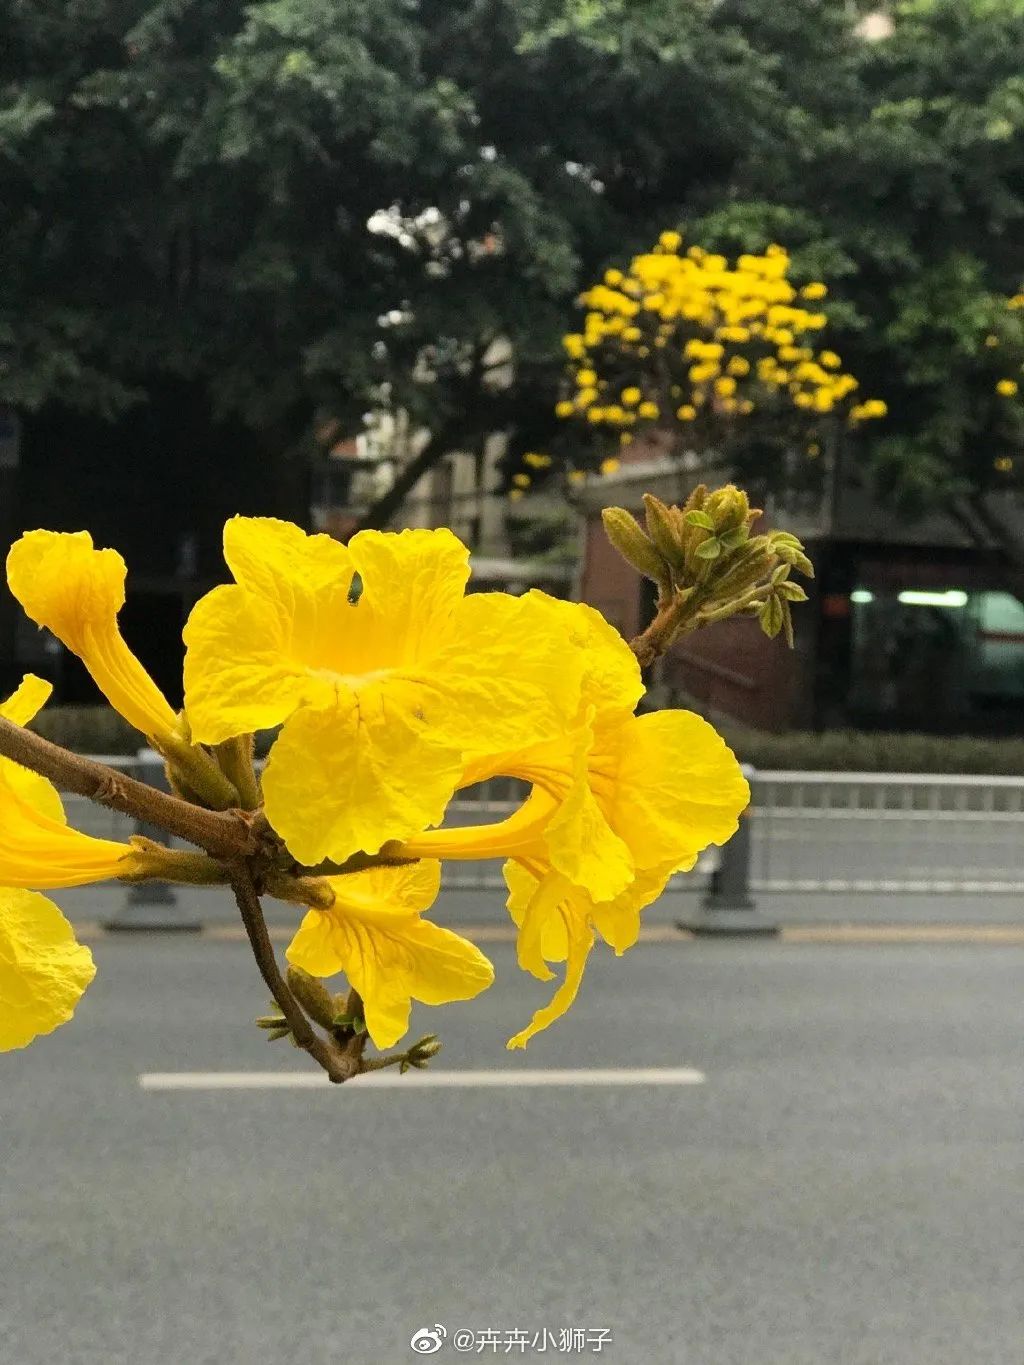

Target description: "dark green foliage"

left=5, top=0, right=1024, bottom=535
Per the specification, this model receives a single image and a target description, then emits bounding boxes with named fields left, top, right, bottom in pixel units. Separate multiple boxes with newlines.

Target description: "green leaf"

left=695, top=536, right=722, bottom=559
left=759, top=594, right=784, bottom=639
left=684, top=510, right=716, bottom=530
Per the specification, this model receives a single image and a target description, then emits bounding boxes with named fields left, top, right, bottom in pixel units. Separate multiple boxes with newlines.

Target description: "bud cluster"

left=602, top=483, right=813, bottom=663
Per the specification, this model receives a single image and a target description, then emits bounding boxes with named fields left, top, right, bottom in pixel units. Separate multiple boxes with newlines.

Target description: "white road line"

left=139, top=1067, right=706, bottom=1091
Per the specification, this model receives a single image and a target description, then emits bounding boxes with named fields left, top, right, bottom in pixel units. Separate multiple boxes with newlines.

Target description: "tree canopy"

left=4, top=0, right=1024, bottom=541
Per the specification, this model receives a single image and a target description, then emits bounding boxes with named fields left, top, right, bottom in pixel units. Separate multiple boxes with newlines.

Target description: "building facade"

left=575, top=449, right=1024, bottom=736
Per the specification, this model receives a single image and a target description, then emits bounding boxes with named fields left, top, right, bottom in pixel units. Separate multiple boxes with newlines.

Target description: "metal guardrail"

left=61, top=758, right=1024, bottom=896
left=750, top=771, right=1024, bottom=893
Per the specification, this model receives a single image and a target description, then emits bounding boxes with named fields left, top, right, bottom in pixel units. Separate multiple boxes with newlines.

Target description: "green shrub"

left=718, top=724, right=1024, bottom=776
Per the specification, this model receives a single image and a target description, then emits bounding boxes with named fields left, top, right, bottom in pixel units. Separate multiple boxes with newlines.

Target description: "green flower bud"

left=602, top=507, right=672, bottom=588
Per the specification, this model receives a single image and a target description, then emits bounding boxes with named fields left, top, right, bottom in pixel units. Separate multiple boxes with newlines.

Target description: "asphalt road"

left=2, top=930, right=1022, bottom=1365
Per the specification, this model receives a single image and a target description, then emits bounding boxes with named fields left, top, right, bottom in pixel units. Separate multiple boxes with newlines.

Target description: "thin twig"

left=0, top=717, right=258, bottom=859
left=229, top=862, right=356, bottom=1084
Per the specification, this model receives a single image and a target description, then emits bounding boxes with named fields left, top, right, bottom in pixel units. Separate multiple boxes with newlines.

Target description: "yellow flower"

left=403, top=707, right=747, bottom=1042
left=183, top=520, right=583, bottom=865
left=996, top=379, right=1018, bottom=397
left=622, top=326, right=642, bottom=343
left=0, top=675, right=139, bottom=890
left=819, top=351, right=842, bottom=369
left=658, top=230, right=682, bottom=252
left=399, top=608, right=749, bottom=1043
left=508, top=489, right=525, bottom=502
left=621, top=387, right=642, bottom=406
left=501, top=860, right=675, bottom=1048
left=994, top=456, right=1014, bottom=473
left=604, top=268, right=624, bottom=287
left=0, top=675, right=124, bottom=1052
left=801, top=282, right=827, bottom=300
left=554, top=400, right=575, bottom=418
left=727, top=357, right=751, bottom=377
left=568, top=469, right=587, bottom=486
left=676, top=404, right=697, bottom=421
left=620, top=432, right=634, bottom=445
left=7, top=532, right=179, bottom=744
left=599, top=457, right=621, bottom=475
left=714, top=376, right=738, bottom=398
left=0, top=888, right=96, bottom=1051
left=637, top=401, right=659, bottom=419
left=286, top=860, right=493, bottom=1049
left=523, top=452, right=552, bottom=469
left=576, top=368, right=597, bottom=387
left=513, top=472, right=532, bottom=488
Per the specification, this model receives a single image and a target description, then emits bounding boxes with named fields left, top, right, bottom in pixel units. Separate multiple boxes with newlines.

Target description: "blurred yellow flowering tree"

left=509, top=230, right=887, bottom=500
left=0, top=498, right=810, bottom=1081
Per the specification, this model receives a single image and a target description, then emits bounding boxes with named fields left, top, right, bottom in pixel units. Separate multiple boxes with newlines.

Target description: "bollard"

left=680, top=765, right=779, bottom=936
left=103, top=748, right=202, bottom=932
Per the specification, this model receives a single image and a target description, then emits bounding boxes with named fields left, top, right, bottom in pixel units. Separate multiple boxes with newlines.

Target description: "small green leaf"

left=684, top=510, right=716, bottom=530
left=776, top=581, right=808, bottom=602
left=695, top=536, right=722, bottom=559
left=759, top=594, right=784, bottom=638
left=720, top=527, right=749, bottom=550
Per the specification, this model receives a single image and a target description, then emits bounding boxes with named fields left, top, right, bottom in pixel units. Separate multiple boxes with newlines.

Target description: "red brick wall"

left=579, top=517, right=645, bottom=639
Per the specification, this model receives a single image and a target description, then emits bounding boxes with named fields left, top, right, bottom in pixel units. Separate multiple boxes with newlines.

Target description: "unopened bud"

left=602, top=507, right=671, bottom=587
left=401, top=1034, right=443, bottom=1072
left=704, top=484, right=750, bottom=532
left=642, top=494, right=687, bottom=568
left=286, top=965, right=338, bottom=1029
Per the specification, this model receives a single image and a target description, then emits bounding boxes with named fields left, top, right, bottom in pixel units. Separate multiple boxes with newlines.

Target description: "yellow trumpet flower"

left=0, top=675, right=122, bottom=1050
left=0, top=887, right=96, bottom=1051
left=7, top=531, right=180, bottom=743
left=183, top=519, right=584, bottom=866
left=0, top=674, right=139, bottom=890
left=285, top=860, right=494, bottom=1049
left=396, top=598, right=749, bottom=1042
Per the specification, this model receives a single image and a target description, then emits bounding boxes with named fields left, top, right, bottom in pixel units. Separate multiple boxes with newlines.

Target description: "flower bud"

left=601, top=507, right=671, bottom=588
left=642, top=494, right=687, bottom=568
left=286, top=965, right=338, bottom=1029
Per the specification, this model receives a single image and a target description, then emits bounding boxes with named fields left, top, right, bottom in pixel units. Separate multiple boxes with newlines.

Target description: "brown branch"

left=0, top=717, right=258, bottom=859
left=229, top=863, right=357, bottom=1084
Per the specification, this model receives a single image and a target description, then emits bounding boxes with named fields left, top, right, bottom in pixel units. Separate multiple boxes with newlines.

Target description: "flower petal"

left=0, top=888, right=95, bottom=1050
left=262, top=696, right=465, bottom=865
left=285, top=860, right=493, bottom=1049
left=0, top=676, right=65, bottom=823
left=540, top=722, right=634, bottom=902
left=588, top=861, right=677, bottom=955
left=0, top=762, right=133, bottom=889
left=183, top=584, right=333, bottom=744
left=0, top=674, right=52, bottom=727
left=507, top=908, right=594, bottom=1050
left=223, top=516, right=353, bottom=602
left=425, top=591, right=586, bottom=758
left=603, top=711, right=750, bottom=869
left=347, top=527, right=470, bottom=664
